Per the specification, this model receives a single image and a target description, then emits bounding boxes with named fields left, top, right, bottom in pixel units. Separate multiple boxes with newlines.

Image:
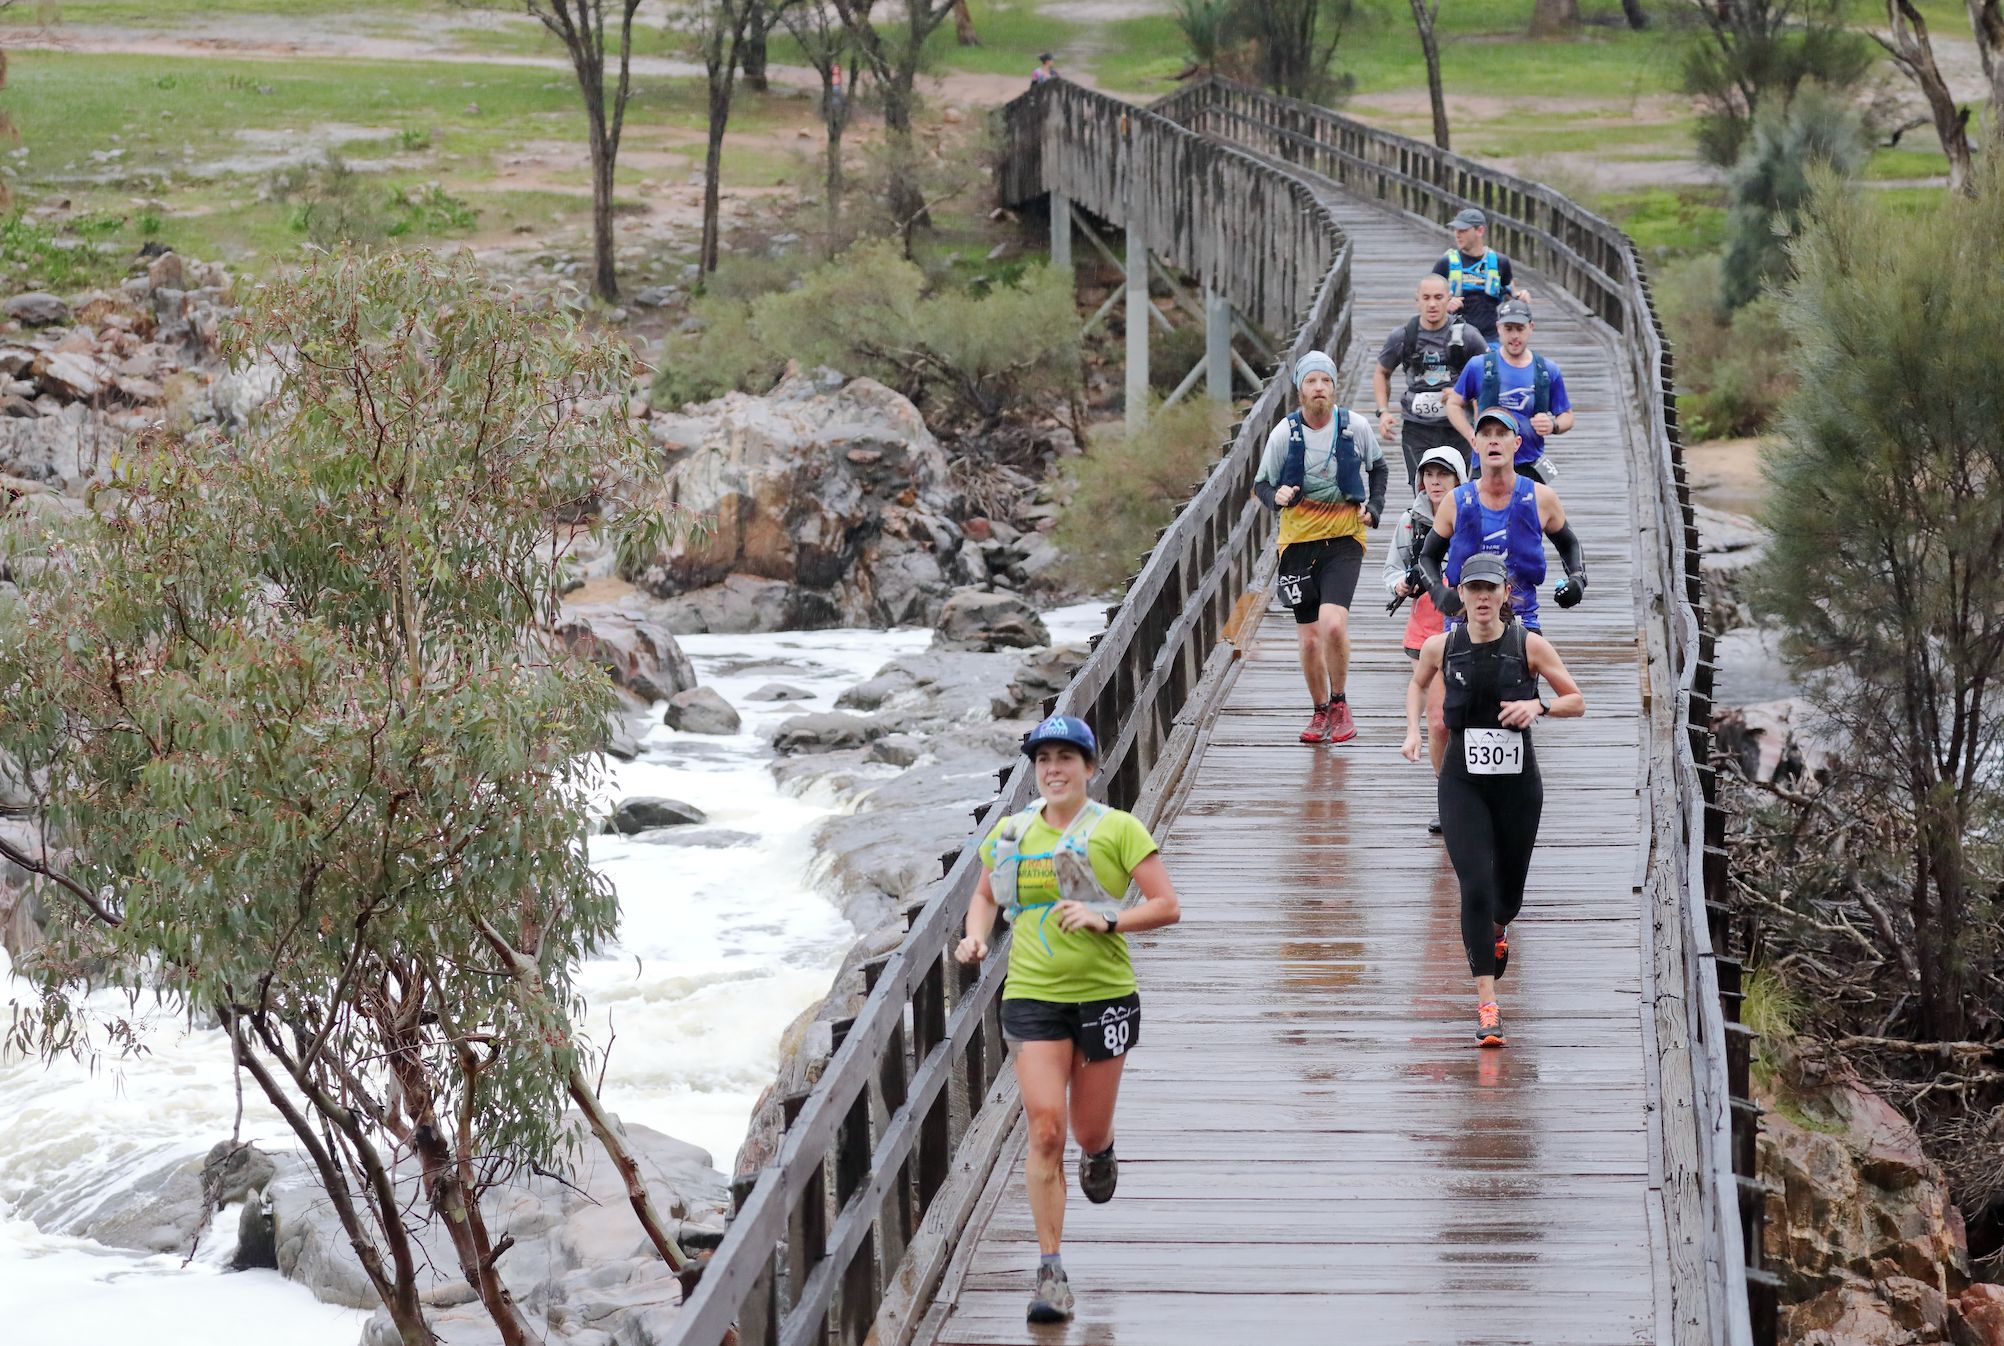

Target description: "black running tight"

left=1438, top=750, right=1544, bottom=977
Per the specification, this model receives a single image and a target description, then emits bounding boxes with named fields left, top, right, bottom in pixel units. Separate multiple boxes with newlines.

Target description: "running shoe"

left=1493, top=924, right=1510, bottom=979
left=1325, top=698, right=1357, bottom=743
left=1427, top=815, right=1443, bottom=835
left=1027, top=1262, right=1075, bottom=1323
left=1299, top=702, right=1332, bottom=743
left=1475, top=1002, right=1507, bottom=1048
left=1079, top=1145, right=1118, bottom=1204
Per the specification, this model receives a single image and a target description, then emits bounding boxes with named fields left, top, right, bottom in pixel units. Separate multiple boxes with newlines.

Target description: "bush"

left=1052, top=400, right=1232, bottom=593
left=1149, top=320, right=1209, bottom=394
left=1721, top=87, right=1865, bottom=309
left=653, top=240, right=1081, bottom=423
left=1659, top=254, right=1794, bottom=440
left=271, top=156, right=478, bottom=249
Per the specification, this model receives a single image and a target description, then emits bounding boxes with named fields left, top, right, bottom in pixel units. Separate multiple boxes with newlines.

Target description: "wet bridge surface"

left=914, top=166, right=1659, bottom=1346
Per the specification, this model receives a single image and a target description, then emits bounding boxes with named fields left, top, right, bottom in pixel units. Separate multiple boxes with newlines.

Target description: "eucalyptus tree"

left=0, top=252, right=678, bottom=1346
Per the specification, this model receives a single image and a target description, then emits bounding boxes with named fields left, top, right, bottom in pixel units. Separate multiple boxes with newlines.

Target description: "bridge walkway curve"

left=911, top=154, right=1663, bottom=1346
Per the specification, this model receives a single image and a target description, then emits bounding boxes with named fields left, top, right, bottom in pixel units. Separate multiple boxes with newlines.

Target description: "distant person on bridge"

left=1384, top=445, right=1469, bottom=832
left=1416, top=407, right=1587, bottom=633
left=1032, top=52, right=1059, bottom=84
left=1401, top=551, right=1586, bottom=1046
left=956, top=714, right=1183, bottom=1324
left=1252, top=350, right=1389, bottom=745
left=1433, top=206, right=1531, bottom=343
left=1445, top=298, right=1573, bottom=484
left=1374, top=273, right=1485, bottom=493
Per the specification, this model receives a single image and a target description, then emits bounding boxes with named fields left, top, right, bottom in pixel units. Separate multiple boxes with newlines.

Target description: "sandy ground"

left=1685, top=436, right=1772, bottom=519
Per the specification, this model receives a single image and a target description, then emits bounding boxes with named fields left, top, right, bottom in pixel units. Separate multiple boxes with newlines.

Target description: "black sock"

left=1331, top=692, right=1346, bottom=704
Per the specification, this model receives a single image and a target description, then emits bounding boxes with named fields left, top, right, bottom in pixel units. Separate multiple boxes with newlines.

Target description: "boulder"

left=1711, top=699, right=1839, bottom=787
left=1759, top=1068, right=1970, bottom=1310
left=663, top=686, right=741, bottom=735
left=145, top=251, right=185, bottom=292
left=552, top=604, right=696, bottom=705
left=1960, top=1284, right=2004, bottom=1346
left=744, top=682, right=813, bottom=702
left=29, top=350, right=112, bottom=402
left=932, top=588, right=1050, bottom=652
left=867, top=733, right=924, bottom=768
left=993, top=642, right=1089, bottom=719
left=772, top=711, right=879, bottom=756
left=638, top=371, right=959, bottom=629
left=1713, top=626, right=1800, bottom=708
left=607, top=797, right=707, bottom=833
left=54, top=1138, right=271, bottom=1256
left=0, top=402, right=122, bottom=487
left=209, top=359, right=283, bottom=429
left=4, top=292, right=70, bottom=326
left=648, top=573, right=793, bottom=635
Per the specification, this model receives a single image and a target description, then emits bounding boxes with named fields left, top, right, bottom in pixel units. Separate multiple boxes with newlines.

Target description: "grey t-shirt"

left=1376, top=318, right=1485, bottom=424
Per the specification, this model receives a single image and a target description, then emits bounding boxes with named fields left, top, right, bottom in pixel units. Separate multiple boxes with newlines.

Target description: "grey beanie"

left=1292, top=350, right=1338, bottom=389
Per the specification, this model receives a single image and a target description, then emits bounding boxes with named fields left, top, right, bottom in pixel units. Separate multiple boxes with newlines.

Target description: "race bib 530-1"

left=1464, top=727, right=1524, bottom=775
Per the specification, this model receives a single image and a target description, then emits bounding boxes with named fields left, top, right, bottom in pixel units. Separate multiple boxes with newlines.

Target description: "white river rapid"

left=0, top=603, right=1106, bottom=1344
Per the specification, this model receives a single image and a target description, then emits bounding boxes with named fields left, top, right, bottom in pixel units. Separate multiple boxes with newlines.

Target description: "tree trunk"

left=743, top=0, right=770, bottom=92
left=1882, top=1, right=1975, bottom=195
left=881, top=75, right=927, bottom=232
left=952, top=0, right=978, bottom=45
left=1410, top=0, right=1449, bottom=150
left=825, top=109, right=846, bottom=222
left=1620, top=0, right=1650, bottom=28
left=1967, top=0, right=2004, bottom=130
left=702, top=82, right=730, bottom=274
left=588, top=112, right=620, bottom=301
left=1528, top=0, right=1580, bottom=36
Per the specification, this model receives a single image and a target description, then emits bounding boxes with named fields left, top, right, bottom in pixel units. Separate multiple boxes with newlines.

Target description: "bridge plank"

left=915, top=144, right=1657, bottom=1346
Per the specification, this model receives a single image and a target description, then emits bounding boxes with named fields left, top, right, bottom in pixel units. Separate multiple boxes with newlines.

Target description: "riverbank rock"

left=993, top=642, right=1090, bottom=718
left=638, top=370, right=963, bottom=631
left=1759, top=1066, right=1973, bottom=1339
left=932, top=587, right=1049, bottom=651
left=745, top=681, right=812, bottom=702
left=663, top=686, right=741, bottom=735
left=551, top=603, right=696, bottom=707
left=4, top=292, right=70, bottom=325
left=1711, top=699, right=1840, bottom=787
left=1697, top=503, right=1767, bottom=634
left=773, top=711, right=879, bottom=756
left=607, top=797, right=707, bottom=833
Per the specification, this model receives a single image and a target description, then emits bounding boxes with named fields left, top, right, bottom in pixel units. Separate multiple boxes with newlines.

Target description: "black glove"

left=1436, top=584, right=1465, bottom=618
left=1554, top=572, right=1587, bottom=609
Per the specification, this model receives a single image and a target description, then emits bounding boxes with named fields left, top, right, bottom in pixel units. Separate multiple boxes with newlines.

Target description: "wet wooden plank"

left=917, top=154, right=1658, bottom=1346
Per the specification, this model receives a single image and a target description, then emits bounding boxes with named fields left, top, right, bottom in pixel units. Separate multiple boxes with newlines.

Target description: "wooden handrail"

left=1153, top=78, right=1755, bottom=1346
left=667, top=78, right=1354, bottom=1346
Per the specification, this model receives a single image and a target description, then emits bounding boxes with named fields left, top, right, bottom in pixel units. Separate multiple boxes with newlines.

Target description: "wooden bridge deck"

left=915, top=174, right=1660, bottom=1345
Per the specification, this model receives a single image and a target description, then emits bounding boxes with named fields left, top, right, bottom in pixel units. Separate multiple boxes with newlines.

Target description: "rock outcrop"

left=662, top=686, right=741, bottom=735
left=550, top=602, right=697, bottom=708
left=607, top=797, right=707, bottom=834
left=931, top=587, right=1050, bottom=651
left=638, top=371, right=970, bottom=632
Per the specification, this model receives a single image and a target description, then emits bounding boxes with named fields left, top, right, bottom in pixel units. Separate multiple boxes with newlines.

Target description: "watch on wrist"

left=1096, top=904, right=1121, bottom=933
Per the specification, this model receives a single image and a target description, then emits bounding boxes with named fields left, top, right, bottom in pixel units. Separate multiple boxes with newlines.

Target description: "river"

left=0, top=603, right=1103, bottom=1343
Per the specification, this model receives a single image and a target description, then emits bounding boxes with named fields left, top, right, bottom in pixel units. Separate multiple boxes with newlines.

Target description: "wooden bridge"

left=671, top=80, right=1764, bottom=1346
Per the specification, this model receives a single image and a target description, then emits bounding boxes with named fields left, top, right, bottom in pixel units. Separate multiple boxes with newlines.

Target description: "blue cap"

left=1022, top=714, right=1098, bottom=760
left=1292, top=350, right=1338, bottom=390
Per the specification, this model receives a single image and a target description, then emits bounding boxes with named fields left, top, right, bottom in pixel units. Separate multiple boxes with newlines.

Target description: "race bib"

left=1079, top=999, right=1140, bottom=1063
left=1408, top=390, right=1447, bottom=420
left=1464, top=727, right=1524, bottom=775
left=1279, top=572, right=1311, bottom=608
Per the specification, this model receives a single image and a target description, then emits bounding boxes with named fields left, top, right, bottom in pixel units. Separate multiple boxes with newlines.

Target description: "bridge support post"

left=1126, top=223, right=1149, bottom=436
left=1205, top=287, right=1232, bottom=403
left=1050, top=191, right=1072, bottom=272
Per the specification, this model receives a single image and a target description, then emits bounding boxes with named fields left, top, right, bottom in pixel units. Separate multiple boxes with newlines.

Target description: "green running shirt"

left=980, top=806, right=1159, bottom=1003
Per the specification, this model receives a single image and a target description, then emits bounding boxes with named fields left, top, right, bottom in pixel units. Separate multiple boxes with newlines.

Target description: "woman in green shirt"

left=955, top=714, right=1182, bottom=1324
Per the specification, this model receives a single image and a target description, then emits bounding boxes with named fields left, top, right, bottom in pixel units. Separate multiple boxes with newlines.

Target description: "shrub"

left=1721, top=85, right=1865, bottom=309
left=1659, top=255, right=1794, bottom=440
left=1052, top=400, right=1232, bottom=594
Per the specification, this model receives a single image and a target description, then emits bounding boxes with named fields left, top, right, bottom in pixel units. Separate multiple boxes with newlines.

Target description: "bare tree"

left=833, top=0, right=960, bottom=229
left=685, top=0, right=794, bottom=274
left=1529, top=0, right=1580, bottom=35
left=1965, top=0, right=2004, bottom=129
left=1874, top=0, right=1974, bottom=194
left=519, top=1, right=643, bottom=303
left=952, top=0, right=979, bottom=45
left=741, top=0, right=774, bottom=91
left=1408, top=0, right=1448, bottom=150
left=782, top=0, right=861, bottom=220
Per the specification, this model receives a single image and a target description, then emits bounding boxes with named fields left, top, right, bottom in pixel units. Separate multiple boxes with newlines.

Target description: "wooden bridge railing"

left=1152, top=77, right=1766, bottom=1346
left=666, top=78, right=1354, bottom=1346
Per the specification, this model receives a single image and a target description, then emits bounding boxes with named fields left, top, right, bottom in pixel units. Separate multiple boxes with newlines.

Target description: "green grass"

left=0, top=0, right=438, bottom=22
left=1594, top=187, right=1729, bottom=260
left=1864, top=144, right=1953, bottom=182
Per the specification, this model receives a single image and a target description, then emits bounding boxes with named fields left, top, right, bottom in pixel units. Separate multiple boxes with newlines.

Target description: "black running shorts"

left=1279, top=536, right=1365, bottom=624
left=1001, top=992, right=1142, bottom=1063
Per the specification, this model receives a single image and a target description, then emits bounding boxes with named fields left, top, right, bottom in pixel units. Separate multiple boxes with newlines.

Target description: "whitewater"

left=0, top=604, right=1102, bottom=1343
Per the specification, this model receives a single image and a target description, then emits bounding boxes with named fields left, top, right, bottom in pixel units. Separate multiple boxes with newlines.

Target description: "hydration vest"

left=1442, top=620, right=1538, bottom=731
left=989, top=801, right=1112, bottom=952
left=1279, top=409, right=1364, bottom=503
left=1399, top=316, right=1472, bottom=390
left=1444, top=247, right=1503, bottom=299
left=1478, top=351, right=1552, bottom=418
left=1446, top=478, right=1547, bottom=595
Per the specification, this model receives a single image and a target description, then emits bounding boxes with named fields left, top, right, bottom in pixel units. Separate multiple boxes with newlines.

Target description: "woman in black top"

left=1400, top=552, right=1585, bottom=1046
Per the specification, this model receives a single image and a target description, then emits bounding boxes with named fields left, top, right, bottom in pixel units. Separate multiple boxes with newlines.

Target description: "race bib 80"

left=1464, top=727, right=1524, bottom=775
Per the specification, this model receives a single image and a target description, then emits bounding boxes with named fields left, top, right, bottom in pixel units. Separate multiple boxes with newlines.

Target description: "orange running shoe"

left=1475, top=1001, right=1506, bottom=1048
